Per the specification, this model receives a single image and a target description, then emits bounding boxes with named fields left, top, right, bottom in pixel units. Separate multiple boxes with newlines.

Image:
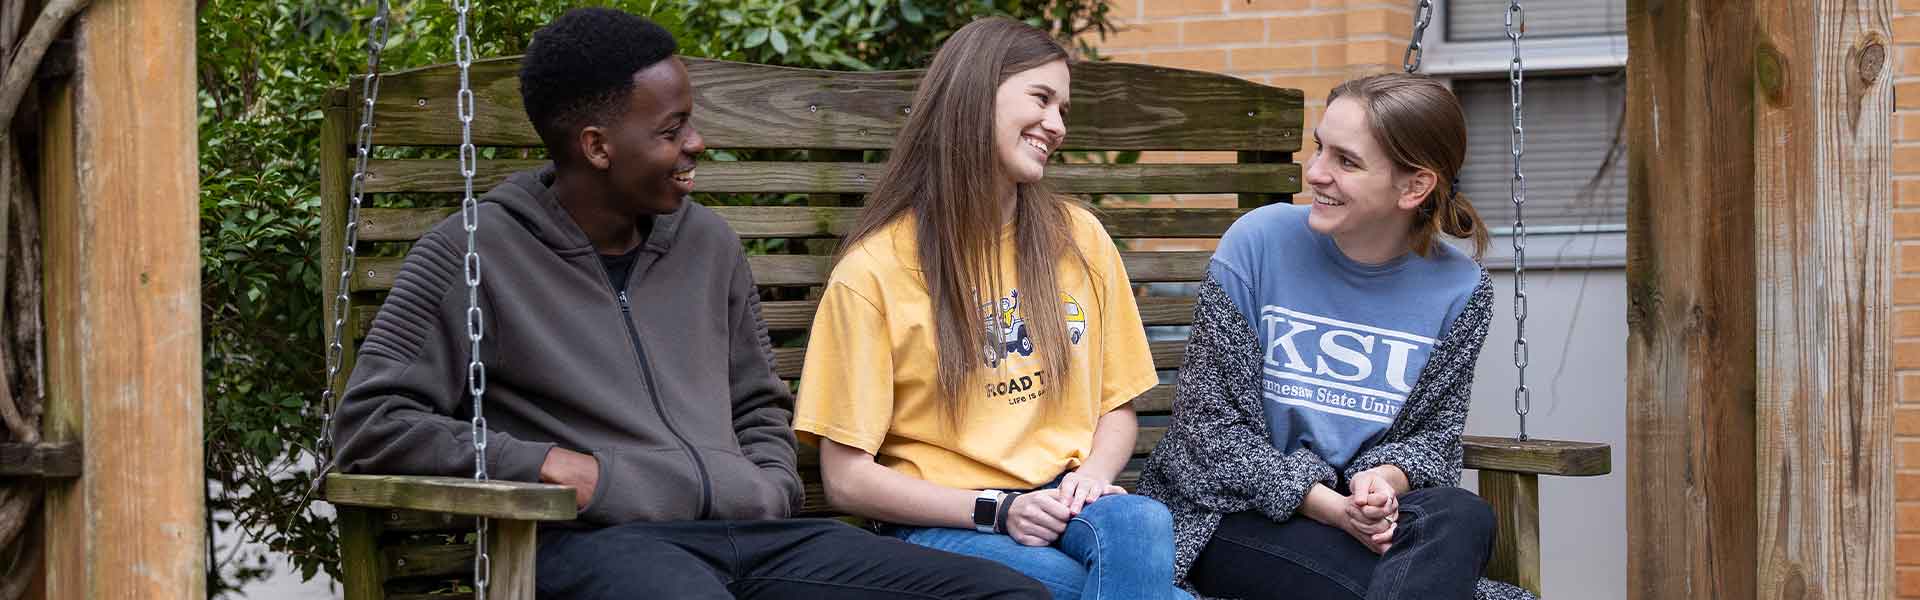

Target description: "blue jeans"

left=886, top=494, right=1192, bottom=600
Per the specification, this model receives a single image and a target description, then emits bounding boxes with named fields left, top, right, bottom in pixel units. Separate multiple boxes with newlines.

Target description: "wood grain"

left=40, top=2, right=206, bottom=597
left=354, top=204, right=1249, bottom=242
left=1752, top=1, right=1893, bottom=598
left=1626, top=1, right=1759, bottom=597
left=321, top=94, right=356, bottom=408
left=360, top=159, right=1299, bottom=197
left=486, top=519, right=538, bottom=600
left=336, top=507, right=390, bottom=600
left=0, top=442, right=79, bottom=478
left=350, top=252, right=1212, bottom=291
left=355, top=58, right=1303, bottom=152
left=1460, top=436, right=1610, bottom=477
left=324, top=474, right=577, bottom=521
left=1481, top=471, right=1542, bottom=596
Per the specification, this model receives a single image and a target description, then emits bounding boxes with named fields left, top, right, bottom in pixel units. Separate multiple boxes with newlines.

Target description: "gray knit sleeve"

left=1142, top=274, right=1338, bottom=523
left=1343, top=272, right=1495, bottom=489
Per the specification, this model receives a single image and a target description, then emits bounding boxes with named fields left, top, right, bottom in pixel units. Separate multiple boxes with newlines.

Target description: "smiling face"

left=593, top=57, right=705, bottom=216
left=1304, top=96, right=1428, bottom=254
left=991, top=60, right=1070, bottom=185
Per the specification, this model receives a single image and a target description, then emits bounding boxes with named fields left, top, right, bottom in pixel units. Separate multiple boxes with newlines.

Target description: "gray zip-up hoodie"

left=331, top=165, right=801, bottom=527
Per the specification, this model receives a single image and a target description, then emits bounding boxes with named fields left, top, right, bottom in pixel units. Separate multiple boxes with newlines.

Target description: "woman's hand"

left=1344, top=468, right=1403, bottom=553
left=1305, top=481, right=1397, bottom=555
left=1004, top=492, right=1074, bottom=546
left=1055, top=470, right=1125, bottom=515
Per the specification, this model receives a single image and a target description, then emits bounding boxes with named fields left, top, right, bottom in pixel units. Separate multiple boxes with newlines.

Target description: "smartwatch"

left=972, top=489, right=1006, bottom=533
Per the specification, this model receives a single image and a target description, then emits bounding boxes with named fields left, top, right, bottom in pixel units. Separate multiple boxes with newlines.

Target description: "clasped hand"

left=1001, top=471, right=1127, bottom=547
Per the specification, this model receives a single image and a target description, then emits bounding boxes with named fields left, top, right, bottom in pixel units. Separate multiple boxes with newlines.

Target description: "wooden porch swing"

left=314, top=1, right=1610, bottom=598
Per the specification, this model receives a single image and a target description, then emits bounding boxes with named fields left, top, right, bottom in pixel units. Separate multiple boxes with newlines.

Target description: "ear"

left=577, top=125, right=614, bottom=170
left=1397, top=168, right=1437, bottom=212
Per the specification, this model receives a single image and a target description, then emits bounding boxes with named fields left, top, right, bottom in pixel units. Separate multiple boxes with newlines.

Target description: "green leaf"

left=900, top=0, right=924, bottom=24
left=720, top=9, right=743, bottom=24
left=769, top=29, right=788, bottom=55
left=744, top=27, right=768, bottom=48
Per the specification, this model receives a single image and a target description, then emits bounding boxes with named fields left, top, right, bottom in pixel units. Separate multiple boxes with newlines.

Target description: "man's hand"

left=540, top=447, right=600, bottom=509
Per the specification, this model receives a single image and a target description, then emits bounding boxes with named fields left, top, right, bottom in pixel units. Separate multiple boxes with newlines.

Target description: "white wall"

left=1459, top=234, right=1628, bottom=600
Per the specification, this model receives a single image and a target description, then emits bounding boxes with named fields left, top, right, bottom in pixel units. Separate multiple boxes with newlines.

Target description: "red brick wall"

left=1897, top=1, right=1920, bottom=596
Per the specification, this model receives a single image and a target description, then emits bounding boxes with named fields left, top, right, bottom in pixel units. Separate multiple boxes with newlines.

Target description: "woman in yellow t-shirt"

left=792, top=17, right=1188, bottom=600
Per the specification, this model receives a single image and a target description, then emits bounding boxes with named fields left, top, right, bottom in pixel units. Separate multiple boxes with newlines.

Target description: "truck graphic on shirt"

left=982, top=290, right=1087, bottom=368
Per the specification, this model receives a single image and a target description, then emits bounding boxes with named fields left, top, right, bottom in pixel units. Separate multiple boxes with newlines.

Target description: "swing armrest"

left=324, top=473, right=578, bottom=521
left=1462, top=436, right=1611, bottom=477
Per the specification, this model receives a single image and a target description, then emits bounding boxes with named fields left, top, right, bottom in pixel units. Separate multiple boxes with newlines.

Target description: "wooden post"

left=1625, top=1, right=1758, bottom=598
left=486, top=519, right=538, bottom=600
left=1479, top=471, right=1541, bottom=596
left=320, top=89, right=355, bottom=404
left=1751, top=1, right=1893, bottom=598
left=334, top=507, right=388, bottom=600
left=38, top=0, right=202, bottom=597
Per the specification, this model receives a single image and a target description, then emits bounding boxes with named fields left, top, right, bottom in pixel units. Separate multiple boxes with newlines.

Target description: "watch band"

left=994, top=491, right=1023, bottom=535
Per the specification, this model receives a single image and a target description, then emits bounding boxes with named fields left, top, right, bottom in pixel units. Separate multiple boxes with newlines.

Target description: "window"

left=1421, top=0, right=1628, bottom=268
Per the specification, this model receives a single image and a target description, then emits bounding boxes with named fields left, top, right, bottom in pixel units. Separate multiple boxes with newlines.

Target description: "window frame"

left=1422, top=0, right=1629, bottom=268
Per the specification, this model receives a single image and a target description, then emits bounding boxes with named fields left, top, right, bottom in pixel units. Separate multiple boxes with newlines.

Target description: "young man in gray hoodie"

left=329, top=8, right=1046, bottom=599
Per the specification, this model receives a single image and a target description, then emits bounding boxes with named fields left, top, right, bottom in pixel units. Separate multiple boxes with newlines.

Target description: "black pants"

left=1187, top=486, right=1495, bottom=600
left=535, top=518, right=1050, bottom=600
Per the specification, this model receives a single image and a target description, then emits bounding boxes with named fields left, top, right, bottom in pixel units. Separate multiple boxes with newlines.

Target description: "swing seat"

left=318, top=56, right=1610, bottom=600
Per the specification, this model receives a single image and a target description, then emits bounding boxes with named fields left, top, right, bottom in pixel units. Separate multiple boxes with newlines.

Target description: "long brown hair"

left=840, top=17, right=1085, bottom=408
left=1328, top=73, right=1489, bottom=259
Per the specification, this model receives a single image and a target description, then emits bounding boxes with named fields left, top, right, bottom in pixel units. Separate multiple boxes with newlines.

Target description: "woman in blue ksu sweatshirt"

left=1139, top=73, right=1534, bottom=600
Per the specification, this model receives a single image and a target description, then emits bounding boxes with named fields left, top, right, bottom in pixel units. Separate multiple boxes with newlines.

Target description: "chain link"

left=1506, top=0, right=1531, bottom=441
left=450, top=0, right=492, bottom=594
left=1402, top=0, right=1435, bottom=73
left=321, top=0, right=393, bottom=468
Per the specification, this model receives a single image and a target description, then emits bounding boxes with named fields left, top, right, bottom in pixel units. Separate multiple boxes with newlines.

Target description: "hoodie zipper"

left=618, top=289, right=714, bottom=520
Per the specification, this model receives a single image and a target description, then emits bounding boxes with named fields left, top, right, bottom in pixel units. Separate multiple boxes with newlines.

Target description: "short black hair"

left=519, top=8, right=678, bottom=162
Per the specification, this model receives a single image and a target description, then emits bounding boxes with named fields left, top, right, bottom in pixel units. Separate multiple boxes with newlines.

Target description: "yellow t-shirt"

left=793, top=205, right=1158, bottom=490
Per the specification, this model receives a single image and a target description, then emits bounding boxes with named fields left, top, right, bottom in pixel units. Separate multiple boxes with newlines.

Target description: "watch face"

left=973, top=496, right=998, bottom=526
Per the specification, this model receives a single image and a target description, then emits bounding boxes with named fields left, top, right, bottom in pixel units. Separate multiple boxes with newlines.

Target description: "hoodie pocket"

left=578, top=447, right=702, bottom=526
left=701, top=448, right=797, bottom=520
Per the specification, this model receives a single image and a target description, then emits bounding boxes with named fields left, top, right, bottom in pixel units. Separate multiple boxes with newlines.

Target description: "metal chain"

left=321, top=0, right=393, bottom=467
left=1506, top=0, right=1531, bottom=441
left=1402, top=0, right=1435, bottom=73
left=451, top=0, right=492, bottom=595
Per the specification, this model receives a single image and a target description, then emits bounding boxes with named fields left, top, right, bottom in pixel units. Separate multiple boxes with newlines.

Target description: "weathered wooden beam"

left=358, top=159, right=1300, bottom=197
left=1481, top=471, right=1542, bottom=596
left=324, top=474, right=576, bottom=522
left=336, top=506, right=389, bottom=600
left=1751, top=1, right=1893, bottom=598
left=40, top=0, right=204, bottom=597
left=355, top=58, right=1303, bottom=152
left=0, top=442, right=79, bottom=477
left=1460, top=437, right=1610, bottom=477
left=1627, top=0, right=1760, bottom=598
left=354, top=204, right=1253, bottom=242
left=486, top=518, right=538, bottom=600
left=353, top=251, right=1214, bottom=291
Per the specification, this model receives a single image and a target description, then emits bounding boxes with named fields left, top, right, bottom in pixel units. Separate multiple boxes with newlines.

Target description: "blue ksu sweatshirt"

left=1209, top=203, right=1482, bottom=474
